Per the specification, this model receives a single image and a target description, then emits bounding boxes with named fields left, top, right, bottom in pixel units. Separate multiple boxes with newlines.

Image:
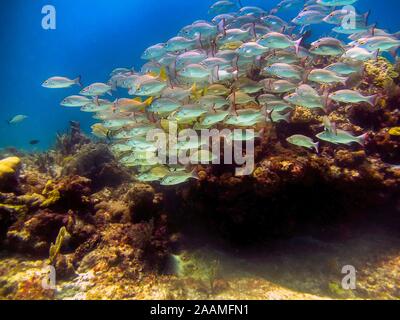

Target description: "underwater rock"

left=53, top=254, right=76, bottom=280
left=334, top=150, right=367, bottom=168
left=368, top=129, right=400, bottom=163
left=6, top=210, right=73, bottom=255
left=123, top=183, right=162, bottom=223
left=40, top=175, right=92, bottom=210
left=163, top=147, right=400, bottom=244
left=61, top=144, right=130, bottom=190
left=94, top=200, right=131, bottom=224
left=75, top=220, right=168, bottom=276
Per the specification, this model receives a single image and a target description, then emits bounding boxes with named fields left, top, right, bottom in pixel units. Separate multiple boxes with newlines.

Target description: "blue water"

left=0, top=0, right=399, bottom=151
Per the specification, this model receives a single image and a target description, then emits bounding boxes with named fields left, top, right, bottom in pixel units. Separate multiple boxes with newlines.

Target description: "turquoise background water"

left=0, top=0, right=399, bottom=151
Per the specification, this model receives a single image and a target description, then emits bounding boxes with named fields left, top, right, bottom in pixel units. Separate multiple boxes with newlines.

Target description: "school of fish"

left=43, top=0, right=400, bottom=185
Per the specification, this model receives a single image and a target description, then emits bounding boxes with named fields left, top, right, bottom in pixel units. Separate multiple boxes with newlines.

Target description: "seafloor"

left=1, top=58, right=400, bottom=300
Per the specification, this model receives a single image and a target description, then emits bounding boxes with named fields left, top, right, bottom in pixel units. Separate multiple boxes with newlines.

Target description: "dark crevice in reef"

left=161, top=152, right=400, bottom=247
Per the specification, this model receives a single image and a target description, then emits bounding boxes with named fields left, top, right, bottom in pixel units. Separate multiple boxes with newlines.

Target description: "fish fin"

left=363, top=10, right=371, bottom=26
left=294, top=37, right=303, bottom=55
left=159, top=67, right=168, bottom=82
left=75, top=76, right=83, bottom=87
left=302, top=69, right=311, bottom=83
left=373, top=49, right=380, bottom=61
left=367, top=94, right=379, bottom=106
left=133, top=97, right=142, bottom=102
left=314, top=142, right=320, bottom=154
left=106, top=130, right=113, bottom=141
left=107, top=90, right=113, bottom=96
left=281, top=112, right=291, bottom=123
left=109, top=81, right=117, bottom=91
left=260, top=105, right=268, bottom=117
left=148, top=71, right=157, bottom=78
left=191, top=82, right=197, bottom=94
left=340, top=77, right=348, bottom=86
left=357, top=133, right=369, bottom=146
left=322, top=87, right=331, bottom=110
left=191, top=170, right=200, bottom=180
left=144, top=97, right=154, bottom=106
left=390, top=48, right=399, bottom=59
left=393, top=31, right=400, bottom=40
left=217, top=18, right=226, bottom=35
left=191, top=83, right=202, bottom=100
left=371, top=23, right=377, bottom=36
left=74, top=76, right=83, bottom=88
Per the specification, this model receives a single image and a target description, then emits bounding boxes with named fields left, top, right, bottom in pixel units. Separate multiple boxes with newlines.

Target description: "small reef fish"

left=81, top=83, right=113, bottom=97
left=264, top=63, right=303, bottom=80
left=308, top=69, right=348, bottom=85
left=42, top=76, right=82, bottom=89
left=287, top=134, right=319, bottom=153
left=161, top=171, right=199, bottom=186
left=8, top=115, right=28, bottom=125
left=61, top=95, right=92, bottom=107
left=91, top=123, right=111, bottom=139
left=316, top=129, right=367, bottom=146
left=81, top=100, right=114, bottom=113
left=329, top=90, right=378, bottom=106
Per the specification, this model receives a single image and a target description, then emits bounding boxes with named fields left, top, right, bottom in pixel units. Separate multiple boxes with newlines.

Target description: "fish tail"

left=282, top=112, right=291, bottom=123
left=357, top=133, right=369, bottom=146
left=340, top=76, right=348, bottom=86
left=159, top=66, right=168, bottom=82
left=217, top=18, right=226, bottom=35
left=390, top=48, right=399, bottom=59
left=393, top=31, right=400, bottom=40
left=144, top=96, right=154, bottom=106
left=373, top=49, right=380, bottom=61
left=294, top=37, right=303, bottom=55
left=367, top=94, right=379, bottom=106
left=363, top=10, right=371, bottom=26
left=191, top=169, right=200, bottom=180
left=109, top=81, right=117, bottom=91
left=75, top=75, right=83, bottom=87
left=260, top=105, right=268, bottom=117
left=190, top=82, right=197, bottom=94
left=314, top=141, right=320, bottom=154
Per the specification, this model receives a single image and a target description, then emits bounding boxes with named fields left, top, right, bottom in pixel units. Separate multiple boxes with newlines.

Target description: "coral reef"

left=1, top=53, right=400, bottom=299
left=364, top=57, right=399, bottom=89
